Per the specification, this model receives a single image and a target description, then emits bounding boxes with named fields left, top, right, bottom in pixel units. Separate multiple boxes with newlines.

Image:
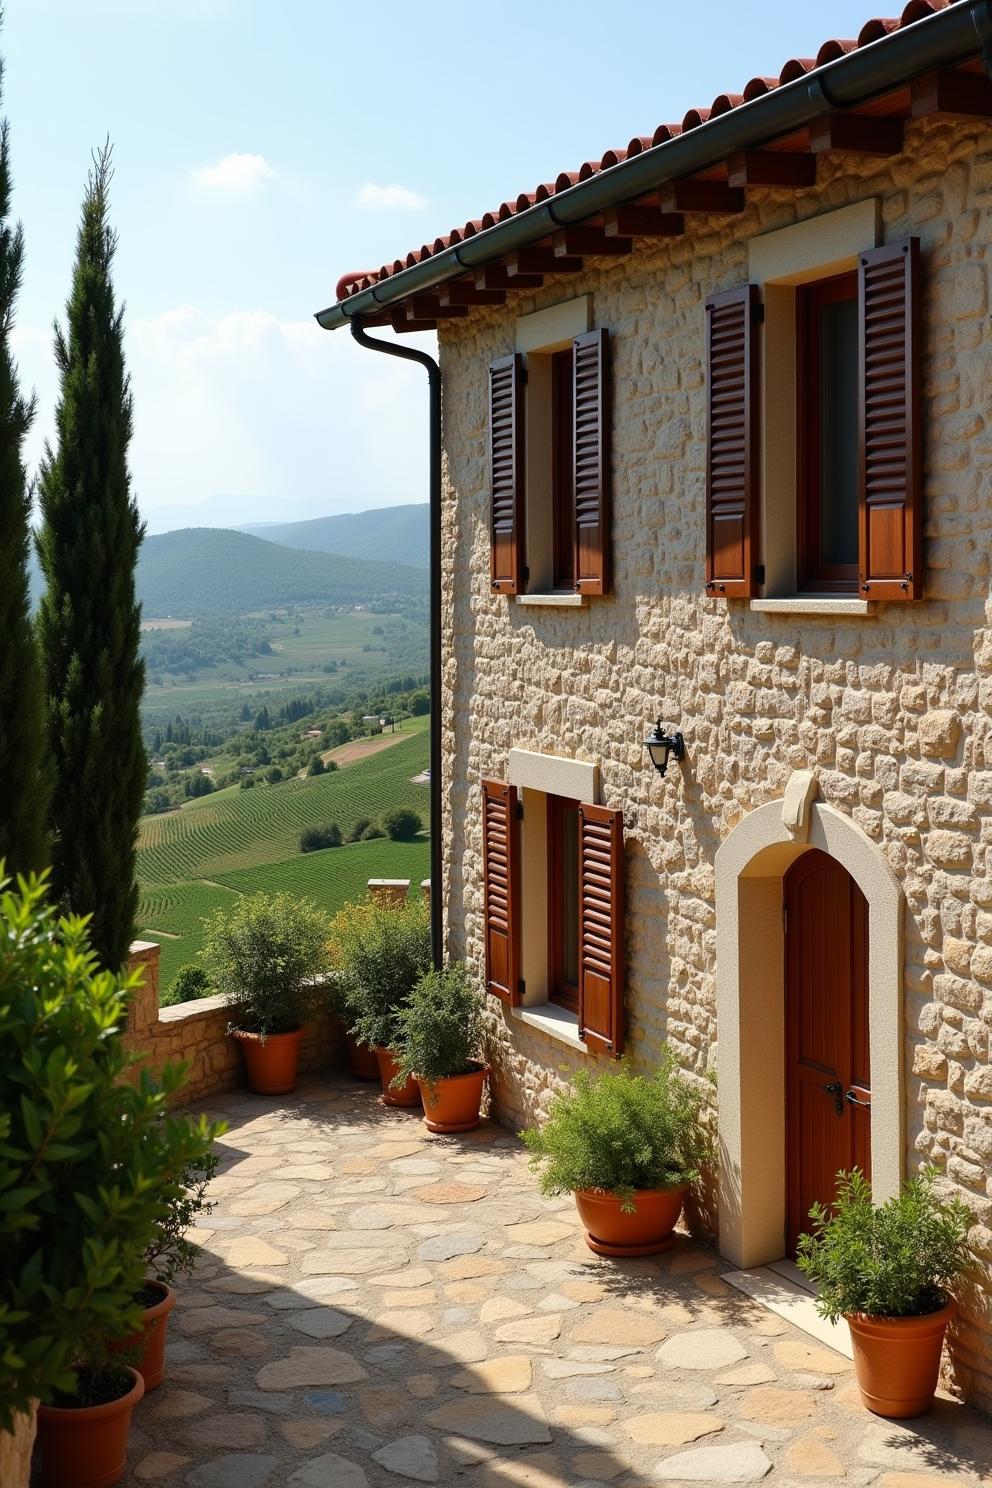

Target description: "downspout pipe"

left=316, top=0, right=992, bottom=331
left=349, top=317, right=443, bottom=972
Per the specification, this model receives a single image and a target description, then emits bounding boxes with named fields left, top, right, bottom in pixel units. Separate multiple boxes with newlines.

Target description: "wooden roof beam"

left=659, top=180, right=745, bottom=214
left=404, top=296, right=468, bottom=321
left=602, top=205, right=685, bottom=238
left=504, top=247, right=584, bottom=276
left=553, top=227, right=632, bottom=257
left=392, top=311, right=437, bottom=333
left=474, top=264, right=544, bottom=291
left=727, top=149, right=816, bottom=188
left=809, top=112, right=904, bottom=155
left=911, top=68, right=992, bottom=119
left=438, top=281, right=507, bottom=307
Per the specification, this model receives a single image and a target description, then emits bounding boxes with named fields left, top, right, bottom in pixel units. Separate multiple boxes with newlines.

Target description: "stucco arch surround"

left=715, top=782, right=904, bottom=1269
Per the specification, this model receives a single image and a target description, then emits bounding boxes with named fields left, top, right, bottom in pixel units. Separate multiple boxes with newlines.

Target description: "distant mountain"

left=239, top=504, right=428, bottom=568
left=136, top=528, right=427, bottom=617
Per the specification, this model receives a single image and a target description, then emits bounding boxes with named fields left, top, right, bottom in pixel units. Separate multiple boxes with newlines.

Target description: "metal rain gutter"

left=315, top=0, right=992, bottom=331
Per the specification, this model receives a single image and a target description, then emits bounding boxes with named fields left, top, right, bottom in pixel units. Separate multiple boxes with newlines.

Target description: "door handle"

left=845, top=1089, right=871, bottom=1110
left=822, top=1080, right=843, bottom=1116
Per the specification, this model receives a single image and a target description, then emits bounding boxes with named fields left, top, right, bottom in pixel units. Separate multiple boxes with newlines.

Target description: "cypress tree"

left=0, top=39, right=48, bottom=874
left=37, top=144, right=146, bottom=968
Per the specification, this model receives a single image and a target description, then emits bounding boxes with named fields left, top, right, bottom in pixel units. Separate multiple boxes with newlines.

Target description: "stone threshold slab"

left=720, top=1265, right=854, bottom=1360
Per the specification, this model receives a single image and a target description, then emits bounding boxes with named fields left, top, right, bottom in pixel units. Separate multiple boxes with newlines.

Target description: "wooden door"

left=785, top=850, right=870, bottom=1254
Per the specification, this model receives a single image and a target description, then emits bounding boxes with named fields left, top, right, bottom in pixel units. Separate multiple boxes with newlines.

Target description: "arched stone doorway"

left=715, top=774, right=904, bottom=1269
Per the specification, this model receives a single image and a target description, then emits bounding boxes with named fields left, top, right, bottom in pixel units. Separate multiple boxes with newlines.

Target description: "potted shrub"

left=113, top=1149, right=219, bottom=1392
left=327, top=904, right=383, bottom=1081
left=336, top=896, right=431, bottom=1106
left=393, top=963, right=487, bottom=1132
left=0, top=871, right=221, bottom=1488
left=521, top=1054, right=709, bottom=1256
left=796, top=1168, right=971, bottom=1418
left=201, top=892, right=331, bottom=1095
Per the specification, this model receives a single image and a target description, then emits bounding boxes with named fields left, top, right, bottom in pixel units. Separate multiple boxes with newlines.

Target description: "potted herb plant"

left=796, top=1168, right=970, bottom=1418
left=521, top=1054, right=709, bottom=1256
left=393, top=963, right=487, bottom=1132
left=0, top=871, right=220, bottom=1488
left=336, top=896, right=431, bottom=1106
left=113, top=1149, right=219, bottom=1392
left=201, top=892, right=331, bottom=1095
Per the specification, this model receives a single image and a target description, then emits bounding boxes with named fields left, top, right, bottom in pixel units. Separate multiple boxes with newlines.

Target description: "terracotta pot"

left=232, top=1027, right=302, bottom=1095
left=574, top=1186, right=685, bottom=1257
left=846, top=1298, right=955, bottom=1418
left=111, top=1281, right=175, bottom=1392
left=346, top=1032, right=380, bottom=1081
left=36, top=1367, right=144, bottom=1488
left=417, top=1064, right=488, bottom=1133
left=374, top=1046, right=421, bottom=1107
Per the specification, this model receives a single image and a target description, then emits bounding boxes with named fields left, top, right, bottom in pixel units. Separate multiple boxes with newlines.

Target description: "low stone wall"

left=122, top=941, right=341, bottom=1105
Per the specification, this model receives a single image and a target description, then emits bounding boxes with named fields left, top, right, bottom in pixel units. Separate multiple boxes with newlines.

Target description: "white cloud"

left=356, top=182, right=428, bottom=212
left=192, top=153, right=275, bottom=195
left=14, top=308, right=436, bottom=533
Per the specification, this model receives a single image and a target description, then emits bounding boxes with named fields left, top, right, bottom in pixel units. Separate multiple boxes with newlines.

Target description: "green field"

left=137, top=725, right=430, bottom=992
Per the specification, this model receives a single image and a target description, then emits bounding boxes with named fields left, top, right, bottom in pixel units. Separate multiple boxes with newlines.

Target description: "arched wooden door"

left=785, top=849, right=870, bottom=1254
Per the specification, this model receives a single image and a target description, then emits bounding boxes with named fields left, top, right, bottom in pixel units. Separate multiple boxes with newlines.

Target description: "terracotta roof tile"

left=337, top=0, right=959, bottom=302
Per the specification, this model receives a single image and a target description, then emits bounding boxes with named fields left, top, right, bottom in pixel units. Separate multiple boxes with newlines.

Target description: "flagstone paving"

left=119, top=1076, right=992, bottom=1486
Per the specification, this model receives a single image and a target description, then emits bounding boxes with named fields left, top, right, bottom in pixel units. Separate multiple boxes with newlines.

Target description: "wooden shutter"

left=481, top=779, right=520, bottom=1005
left=858, top=238, right=922, bottom=601
left=489, top=354, right=525, bottom=595
left=573, top=328, right=611, bottom=595
left=577, top=803, right=625, bottom=1055
left=705, top=285, right=760, bottom=597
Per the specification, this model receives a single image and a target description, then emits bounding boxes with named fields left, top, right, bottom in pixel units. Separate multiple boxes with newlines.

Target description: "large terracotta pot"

left=36, top=1368, right=144, bottom=1488
left=846, top=1299, right=955, bottom=1417
left=417, top=1065, right=488, bottom=1133
left=374, top=1046, right=421, bottom=1107
left=111, top=1282, right=175, bottom=1392
left=232, top=1027, right=302, bottom=1095
left=346, top=1032, right=380, bottom=1081
left=574, top=1186, right=685, bottom=1257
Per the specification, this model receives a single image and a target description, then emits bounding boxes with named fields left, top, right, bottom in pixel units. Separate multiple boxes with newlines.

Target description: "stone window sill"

left=749, top=597, right=876, bottom=617
left=515, top=592, right=587, bottom=609
left=510, top=1000, right=587, bottom=1052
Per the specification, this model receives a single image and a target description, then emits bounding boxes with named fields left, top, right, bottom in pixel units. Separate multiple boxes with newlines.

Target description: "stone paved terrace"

left=115, top=1076, right=992, bottom=1487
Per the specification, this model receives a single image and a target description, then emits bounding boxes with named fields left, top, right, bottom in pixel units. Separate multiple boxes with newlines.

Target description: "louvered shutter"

left=704, top=285, right=760, bottom=598
left=577, top=803, right=625, bottom=1055
left=481, top=779, right=520, bottom=1005
left=573, top=328, right=611, bottom=595
left=858, top=238, right=922, bottom=600
left=489, top=354, right=525, bottom=595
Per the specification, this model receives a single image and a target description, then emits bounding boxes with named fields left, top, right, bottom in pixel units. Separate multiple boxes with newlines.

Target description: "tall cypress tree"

left=0, top=41, right=48, bottom=874
left=37, top=144, right=146, bottom=968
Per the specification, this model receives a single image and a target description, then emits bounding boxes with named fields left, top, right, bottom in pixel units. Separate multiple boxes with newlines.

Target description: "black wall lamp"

left=645, top=720, right=686, bottom=778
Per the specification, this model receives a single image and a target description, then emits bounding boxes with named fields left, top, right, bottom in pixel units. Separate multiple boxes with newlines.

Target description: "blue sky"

left=7, top=0, right=879, bottom=533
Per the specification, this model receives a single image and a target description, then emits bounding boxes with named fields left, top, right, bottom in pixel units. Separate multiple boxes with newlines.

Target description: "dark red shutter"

left=858, top=238, right=922, bottom=601
left=577, top=803, right=625, bottom=1055
left=489, top=354, right=525, bottom=595
left=481, top=779, right=520, bottom=1005
left=573, top=328, right=611, bottom=595
left=705, top=285, right=760, bottom=598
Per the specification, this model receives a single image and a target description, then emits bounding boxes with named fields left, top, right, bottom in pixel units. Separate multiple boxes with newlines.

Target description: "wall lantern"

left=644, top=720, right=685, bottom=778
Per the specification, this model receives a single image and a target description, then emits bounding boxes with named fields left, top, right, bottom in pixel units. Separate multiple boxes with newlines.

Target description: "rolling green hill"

left=240, top=504, right=428, bottom=568
left=137, top=724, right=430, bottom=990
left=136, top=528, right=427, bottom=617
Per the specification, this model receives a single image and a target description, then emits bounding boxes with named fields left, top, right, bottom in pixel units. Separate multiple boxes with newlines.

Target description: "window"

left=796, top=271, right=859, bottom=594
left=551, top=349, right=575, bottom=590
left=547, top=795, right=579, bottom=1013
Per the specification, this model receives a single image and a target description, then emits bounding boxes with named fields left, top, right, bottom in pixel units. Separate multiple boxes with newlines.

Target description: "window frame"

left=547, top=793, right=580, bottom=1014
left=550, top=347, right=576, bottom=591
left=795, top=269, right=860, bottom=596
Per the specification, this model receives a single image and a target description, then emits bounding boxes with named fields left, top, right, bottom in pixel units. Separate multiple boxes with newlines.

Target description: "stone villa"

left=322, top=0, right=992, bottom=1410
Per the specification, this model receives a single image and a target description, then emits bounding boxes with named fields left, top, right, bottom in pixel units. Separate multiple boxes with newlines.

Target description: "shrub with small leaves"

left=520, top=1054, right=710, bottom=1212
left=200, top=891, right=331, bottom=1036
left=796, top=1168, right=971, bottom=1322
left=331, top=895, right=431, bottom=1050
left=383, top=807, right=421, bottom=841
left=393, top=962, right=482, bottom=1096
left=143, top=1150, right=220, bottom=1288
left=163, top=963, right=212, bottom=1006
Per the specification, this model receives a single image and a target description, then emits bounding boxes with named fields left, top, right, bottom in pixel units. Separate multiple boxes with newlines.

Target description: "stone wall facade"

left=437, top=114, right=992, bottom=1409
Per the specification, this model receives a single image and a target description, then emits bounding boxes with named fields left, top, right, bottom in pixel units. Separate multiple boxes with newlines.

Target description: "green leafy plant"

left=331, top=895, right=431, bottom=1050
left=521, top=1054, right=710, bottom=1211
left=0, top=870, right=223, bottom=1425
left=393, top=963, right=482, bottom=1097
left=200, top=891, right=331, bottom=1036
left=143, top=1150, right=220, bottom=1288
left=795, top=1168, right=971, bottom=1323
left=383, top=807, right=421, bottom=841
left=165, top=964, right=212, bottom=1006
